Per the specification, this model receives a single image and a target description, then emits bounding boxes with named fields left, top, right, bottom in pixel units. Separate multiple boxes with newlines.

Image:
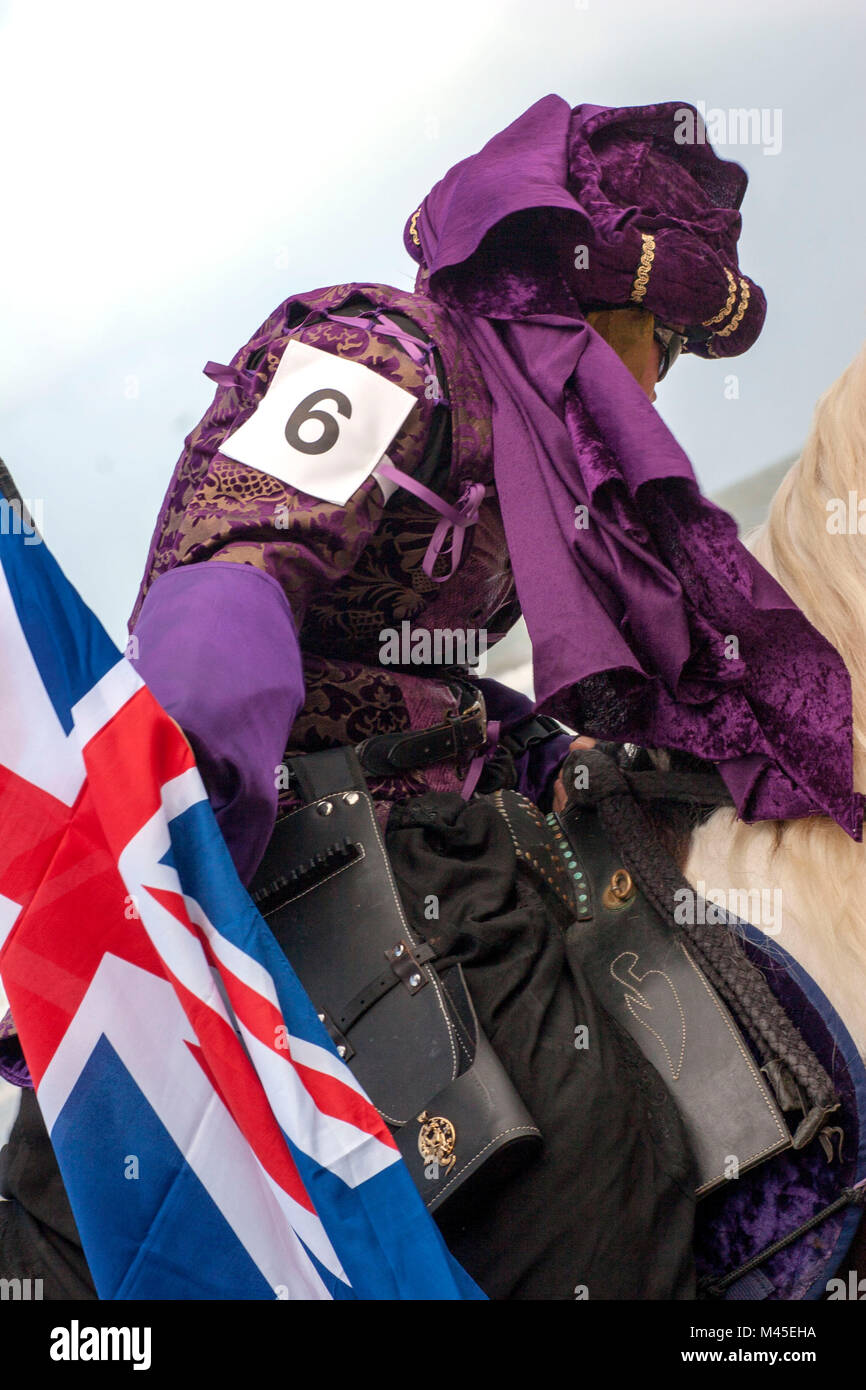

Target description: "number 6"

left=284, top=388, right=353, bottom=455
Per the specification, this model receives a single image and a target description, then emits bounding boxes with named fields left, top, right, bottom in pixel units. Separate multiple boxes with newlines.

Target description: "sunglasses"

left=653, top=323, right=685, bottom=382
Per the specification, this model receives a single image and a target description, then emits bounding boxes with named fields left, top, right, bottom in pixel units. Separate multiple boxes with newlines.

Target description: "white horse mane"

left=684, top=340, right=866, bottom=1059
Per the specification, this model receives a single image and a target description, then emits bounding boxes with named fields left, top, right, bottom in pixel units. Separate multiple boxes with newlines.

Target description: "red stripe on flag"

left=0, top=761, right=72, bottom=913
left=1, top=791, right=170, bottom=1084
left=131, top=885, right=315, bottom=1204
left=142, top=884, right=198, bottom=936
left=143, top=885, right=396, bottom=1150
left=81, top=687, right=196, bottom=860
left=218, top=960, right=396, bottom=1148
left=291, top=1058, right=398, bottom=1152
left=168, top=971, right=316, bottom=1213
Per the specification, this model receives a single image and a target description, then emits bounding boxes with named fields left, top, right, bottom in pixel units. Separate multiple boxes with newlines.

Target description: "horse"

left=666, top=340, right=866, bottom=1299
left=684, top=340, right=866, bottom=1064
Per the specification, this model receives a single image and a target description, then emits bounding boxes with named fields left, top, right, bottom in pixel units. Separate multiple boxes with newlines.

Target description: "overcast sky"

left=1, top=0, right=865, bottom=645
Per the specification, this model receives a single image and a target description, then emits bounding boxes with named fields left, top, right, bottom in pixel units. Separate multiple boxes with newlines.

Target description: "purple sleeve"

left=476, top=677, right=573, bottom=809
left=131, top=563, right=305, bottom=885
left=522, top=731, right=575, bottom=809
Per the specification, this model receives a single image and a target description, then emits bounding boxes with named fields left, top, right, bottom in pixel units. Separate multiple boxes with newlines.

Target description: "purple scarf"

left=406, top=95, right=863, bottom=837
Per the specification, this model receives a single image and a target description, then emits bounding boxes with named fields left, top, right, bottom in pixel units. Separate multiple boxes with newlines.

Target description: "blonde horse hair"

left=688, top=341, right=866, bottom=1054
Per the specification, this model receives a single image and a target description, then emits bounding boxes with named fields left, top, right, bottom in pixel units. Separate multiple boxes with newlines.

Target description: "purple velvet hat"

left=405, top=99, right=766, bottom=359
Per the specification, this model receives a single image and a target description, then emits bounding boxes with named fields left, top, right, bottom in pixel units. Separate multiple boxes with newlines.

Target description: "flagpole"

left=0, top=456, right=39, bottom=539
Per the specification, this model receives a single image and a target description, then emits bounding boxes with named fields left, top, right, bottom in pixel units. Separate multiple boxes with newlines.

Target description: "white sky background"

left=1, top=0, right=865, bottom=645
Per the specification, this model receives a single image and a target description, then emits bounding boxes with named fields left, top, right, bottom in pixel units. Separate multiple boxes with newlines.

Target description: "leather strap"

left=355, top=697, right=487, bottom=776
left=339, top=940, right=437, bottom=1033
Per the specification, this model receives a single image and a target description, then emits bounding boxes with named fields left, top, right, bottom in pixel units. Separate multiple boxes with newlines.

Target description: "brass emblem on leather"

left=602, top=868, right=636, bottom=909
left=417, top=1111, right=457, bottom=1172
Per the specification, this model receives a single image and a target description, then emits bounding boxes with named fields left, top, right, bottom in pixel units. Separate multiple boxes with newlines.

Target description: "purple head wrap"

left=404, top=95, right=863, bottom=838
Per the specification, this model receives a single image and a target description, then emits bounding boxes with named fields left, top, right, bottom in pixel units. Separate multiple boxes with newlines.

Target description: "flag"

left=0, top=511, right=482, bottom=1300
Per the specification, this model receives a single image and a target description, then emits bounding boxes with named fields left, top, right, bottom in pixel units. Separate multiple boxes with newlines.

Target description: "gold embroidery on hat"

left=630, top=233, right=655, bottom=303
left=714, top=277, right=750, bottom=338
left=408, top=208, right=422, bottom=248
left=702, top=267, right=737, bottom=326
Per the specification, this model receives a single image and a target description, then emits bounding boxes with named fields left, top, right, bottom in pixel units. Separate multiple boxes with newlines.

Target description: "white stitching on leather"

left=428, top=1126, right=541, bottom=1201
left=610, top=950, right=687, bottom=1082
left=260, top=846, right=366, bottom=915
left=680, top=943, right=790, bottom=1193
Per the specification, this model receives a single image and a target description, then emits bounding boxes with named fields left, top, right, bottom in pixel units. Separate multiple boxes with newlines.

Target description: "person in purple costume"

left=126, top=96, right=862, bottom=879
left=2, top=97, right=862, bottom=1300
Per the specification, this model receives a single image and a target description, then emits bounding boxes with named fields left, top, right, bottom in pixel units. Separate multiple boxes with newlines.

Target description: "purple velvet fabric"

left=0, top=1009, right=29, bottom=1088
left=695, top=920, right=866, bottom=1300
left=130, top=562, right=304, bottom=885
left=407, top=99, right=766, bottom=360
left=404, top=95, right=863, bottom=839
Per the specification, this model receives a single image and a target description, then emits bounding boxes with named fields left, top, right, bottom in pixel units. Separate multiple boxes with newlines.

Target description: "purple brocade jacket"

left=127, top=281, right=571, bottom=878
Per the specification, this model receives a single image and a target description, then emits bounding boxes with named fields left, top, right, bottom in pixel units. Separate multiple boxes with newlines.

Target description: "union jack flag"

left=0, top=495, right=481, bottom=1300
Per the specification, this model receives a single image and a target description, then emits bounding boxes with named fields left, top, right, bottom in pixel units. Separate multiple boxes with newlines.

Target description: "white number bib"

left=218, top=339, right=417, bottom=505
